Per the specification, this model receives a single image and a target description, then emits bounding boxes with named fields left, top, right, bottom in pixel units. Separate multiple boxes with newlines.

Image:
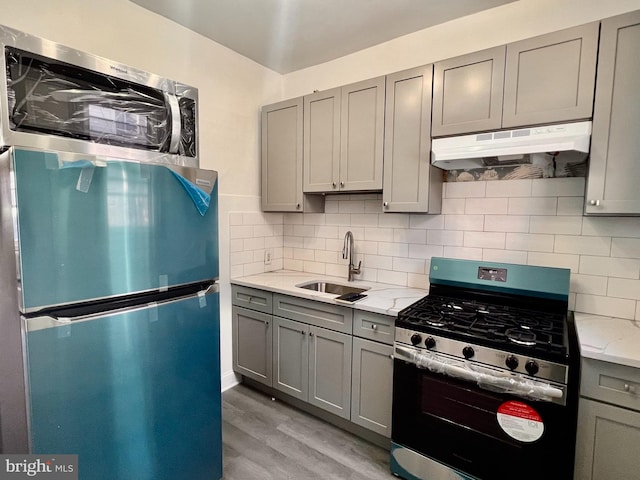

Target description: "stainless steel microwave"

left=0, top=25, right=198, bottom=167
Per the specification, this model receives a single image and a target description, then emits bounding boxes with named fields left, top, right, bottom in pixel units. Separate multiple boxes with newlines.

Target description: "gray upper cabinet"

left=261, top=98, right=304, bottom=211
left=432, top=23, right=599, bottom=137
left=586, top=10, right=640, bottom=215
left=303, top=87, right=341, bottom=192
left=503, top=22, right=599, bottom=128
left=303, top=77, right=385, bottom=193
left=383, top=65, right=442, bottom=213
left=432, top=46, right=505, bottom=137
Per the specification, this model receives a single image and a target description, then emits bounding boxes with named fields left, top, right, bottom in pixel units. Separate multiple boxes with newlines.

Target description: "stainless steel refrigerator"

left=0, top=147, right=222, bottom=480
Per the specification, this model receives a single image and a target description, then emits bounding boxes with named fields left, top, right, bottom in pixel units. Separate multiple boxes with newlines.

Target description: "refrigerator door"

left=25, top=288, right=222, bottom=480
left=12, top=148, right=218, bottom=311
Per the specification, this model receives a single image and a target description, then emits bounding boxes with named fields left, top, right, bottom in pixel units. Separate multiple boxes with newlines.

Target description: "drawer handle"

left=301, top=330, right=305, bottom=335
left=309, top=331, right=314, bottom=337
left=248, top=296, right=252, bottom=302
left=389, top=354, right=394, bottom=360
left=371, top=324, right=378, bottom=330
left=624, top=384, right=637, bottom=394
left=265, top=321, right=269, bottom=326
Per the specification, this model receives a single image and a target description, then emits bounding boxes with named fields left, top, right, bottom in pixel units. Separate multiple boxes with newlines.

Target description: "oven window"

left=5, top=47, right=170, bottom=151
left=392, top=360, right=574, bottom=480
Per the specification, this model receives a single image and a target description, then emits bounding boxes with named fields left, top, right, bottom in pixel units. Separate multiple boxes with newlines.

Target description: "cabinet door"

left=303, top=88, right=341, bottom=193
left=432, top=46, right=505, bottom=137
left=340, top=77, right=385, bottom=191
left=261, top=98, right=303, bottom=211
left=503, top=23, right=599, bottom=128
left=308, top=326, right=352, bottom=419
left=586, top=11, right=640, bottom=215
left=351, top=338, right=393, bottom=437
left=383, top=65, right=442, bottom=213
left=272, top=316, right=309, bottom=400
left=232, top=306, right=273, bottom=386
left=574, top=398, right=640, bottom=480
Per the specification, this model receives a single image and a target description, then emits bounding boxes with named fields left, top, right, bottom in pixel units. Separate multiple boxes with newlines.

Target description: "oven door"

left=391, top=351, right=575, bottom=480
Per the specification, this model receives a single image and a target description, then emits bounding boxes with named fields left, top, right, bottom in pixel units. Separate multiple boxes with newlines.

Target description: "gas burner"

left=506, top=328, right=537, bottom=346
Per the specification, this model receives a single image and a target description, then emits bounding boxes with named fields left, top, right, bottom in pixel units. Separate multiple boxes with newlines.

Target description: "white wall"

left=282, top=0, right=640, bottom=97
left=0, top=0, right=282, bottom=390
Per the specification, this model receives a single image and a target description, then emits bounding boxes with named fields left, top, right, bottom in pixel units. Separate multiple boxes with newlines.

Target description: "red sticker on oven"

left=496, top=401, right=544, bottom=443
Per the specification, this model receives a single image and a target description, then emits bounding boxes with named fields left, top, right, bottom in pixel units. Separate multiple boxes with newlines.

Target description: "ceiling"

left=130, top=0, right=518, bottom=73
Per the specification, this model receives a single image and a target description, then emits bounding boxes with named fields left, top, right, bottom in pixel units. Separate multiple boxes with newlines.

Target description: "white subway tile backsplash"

left=465, top=198, right=508, bottom=215
left=508, top=197, right=557, bottom=215
left=443, top=246, right=483, bottom=260
left=378, top=213, right=410, bottom=228
left=528, top=252, right=580, bottom=272
left=284, top=258, right=303, bottom=271
left=394, top=228, right=427, bottom=244
left=441, top=198, right=466, bottom=214
left=393, top=257, right=426, bottom=274
left=338, top=200, right=365, bottom=213
left=229, top=213, right=243, bottom=226
left=243, top=261, right=266, bottom=276
left=229, top=225, right=253, bottom=239
left=611, top=238, right=640, bottom=259
left=484, top=215, right=530, bottom=233
left=230, top=264, right=244, bottom=279
left=444, top=215, right=484, bottom=231
left=427, top=230, right=464, bottom=246
left=283, top=213, right=303, bottom=224
left=579, top=256, right=640, bottom=279
left=265, top=236, right=284, bottom=248
left=570, top=274, right=608, bottom=296
left=365, top=200, right=382, bottom=213
left=293, top=225, right=315, bottom=237
left=364, top=227, right=395, bottom=242
left=608, top=278, right=640, bottom=300
left=378, top=242, right=409, bottom=257
left=229, top=241, right=244, bottom=253
left=409, top=244, right=444, bottom=259
left=304, top=213, right=326, bottom=225
left=253, top=224, right=274, bottom=237
left=583, top=217, right=640, bottom=238
left=304, top=237, right=326, bottom=250
left=446, top=181, right=486, bottom=198
left=263, top=213, right=284, bottom=224
left=303, top=261, right=326, bottom=275
left=293, top=248, right=315, bottom=261
left=506, top=233, right=554, bottom=252
left=482, top=249, right=528, bottom=264
left=242, top=212, right=266, bottom=225
left=325, top=213, right=351, bottom=225
left=410, top=214, right=444, bottom=230
left=557, top=197, right=584, bottom=216
left=464, top=231, right=506, bottom=249
left=315, top=250, right=338, bottom=264
left=530, top=216, right=582, bottom=235
left=324, top=199, right=339, bottom=214
left=363, top=254, right=393, bottom=270
left=636, top=302, right=640, bottom=321
left=358, top=240, right=379, bottom=255
left=243, top=237, right=265, bottom=251
left=315, top=225, right=339, bottom=239
left=350, top=214, right=379, bottom=226
left=408, top=273, right=429, bottom=289
left=531, top=178, right=585, bottom=197
left=230, top=251, right=254, bottom=266
left=325, top=263, right=348, bottom=278
left=377, top=270, right=408, bottom=286
left=486, top=179, right=532, bottom=198
left=283, top=236, right=304, bottom=248
left=554, top=235, right=611, bottom=256
left=576, top=294, right=636, bottom=320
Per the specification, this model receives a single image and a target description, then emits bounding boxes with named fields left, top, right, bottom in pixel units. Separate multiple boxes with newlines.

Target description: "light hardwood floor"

left=222, top=383, right=396, bottom=480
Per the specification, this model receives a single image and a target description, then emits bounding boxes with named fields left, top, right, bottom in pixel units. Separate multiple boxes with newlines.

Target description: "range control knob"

left=525, top=360, right=539, bottom=376
left=462, top=346, right=475, bottom=359
left=410, top=333, right=422, bottom=346
left=425, top=337, right=436, bottom=350
left=505, top=355, right=519, bottom=370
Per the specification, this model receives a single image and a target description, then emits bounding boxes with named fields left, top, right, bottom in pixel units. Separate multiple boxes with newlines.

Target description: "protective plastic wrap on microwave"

left=1, top=27, right=197, bottom=168
left=400, top=347, right=563, bottom=402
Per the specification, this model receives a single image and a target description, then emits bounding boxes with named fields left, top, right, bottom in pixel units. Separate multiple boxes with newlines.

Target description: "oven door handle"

left=395, top=345, right=564, bottom=402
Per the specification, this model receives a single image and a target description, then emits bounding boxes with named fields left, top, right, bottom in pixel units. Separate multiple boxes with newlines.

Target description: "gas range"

left=394, top=257, right=579, bottom=393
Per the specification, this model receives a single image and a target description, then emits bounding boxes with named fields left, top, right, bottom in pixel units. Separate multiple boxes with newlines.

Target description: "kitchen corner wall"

left=230, top=177, right=640, bottom=321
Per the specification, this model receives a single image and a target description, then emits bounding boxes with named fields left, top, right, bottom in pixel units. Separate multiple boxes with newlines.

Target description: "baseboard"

left=221, top=370, right=240, bottom=392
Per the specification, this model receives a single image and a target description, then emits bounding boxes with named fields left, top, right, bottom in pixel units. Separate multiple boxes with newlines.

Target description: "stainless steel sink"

left=295, top=281, right=369, bottom=296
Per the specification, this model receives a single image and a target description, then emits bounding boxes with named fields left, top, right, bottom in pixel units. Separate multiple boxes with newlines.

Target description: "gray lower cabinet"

left=232, top=305, right=273, bottom=387
left=585, top=10, right=640, bottom=215
left=383, top=65, right=442, bottom=213
left=351, top=337, right=393, bottom=437
left=302, top=77, right=385, bottom=193
left=574, top=358, right=640, bottom=479
left=272, top=316, right=309, bottom=400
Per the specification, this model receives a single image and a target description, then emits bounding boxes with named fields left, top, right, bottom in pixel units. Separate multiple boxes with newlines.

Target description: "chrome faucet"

left=342, top=231, right=362, bottom=281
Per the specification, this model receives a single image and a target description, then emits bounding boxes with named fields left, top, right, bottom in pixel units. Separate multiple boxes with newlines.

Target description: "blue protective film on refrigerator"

left=167, top=169, right=211, bottom=215
left=13, top=149, right=219, bottom=310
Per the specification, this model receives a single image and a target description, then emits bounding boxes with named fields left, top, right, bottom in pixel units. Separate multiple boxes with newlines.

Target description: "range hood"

left=431, top=121, right=592, bottom=170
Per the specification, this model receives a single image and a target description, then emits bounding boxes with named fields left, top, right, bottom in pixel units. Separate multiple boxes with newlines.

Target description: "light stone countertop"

left=574, top=312, right=640, bottom=369
left=230, top=270, right=428, bottom=317
left=231, top=271, right=640, bottom=370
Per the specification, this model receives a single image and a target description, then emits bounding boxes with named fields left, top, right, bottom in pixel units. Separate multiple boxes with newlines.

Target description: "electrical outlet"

left=264, top=249, right=272, bottom=265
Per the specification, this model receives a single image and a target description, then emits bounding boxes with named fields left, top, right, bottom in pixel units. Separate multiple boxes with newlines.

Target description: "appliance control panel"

left=395, top=327, right=568, bottom=384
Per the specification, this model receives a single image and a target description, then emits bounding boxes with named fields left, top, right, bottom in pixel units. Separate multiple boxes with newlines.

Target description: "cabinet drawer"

left=273, top=294, right=352, bottom=333
left=231, top=285, right=273, bottom=313
left=581, top=358, right=640, bottom=412
left=353, top=311, right=395, bottom=345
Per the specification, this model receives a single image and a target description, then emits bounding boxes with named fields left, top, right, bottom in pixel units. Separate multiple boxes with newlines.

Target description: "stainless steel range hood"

left=431, top=121, right=592, bottom=170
